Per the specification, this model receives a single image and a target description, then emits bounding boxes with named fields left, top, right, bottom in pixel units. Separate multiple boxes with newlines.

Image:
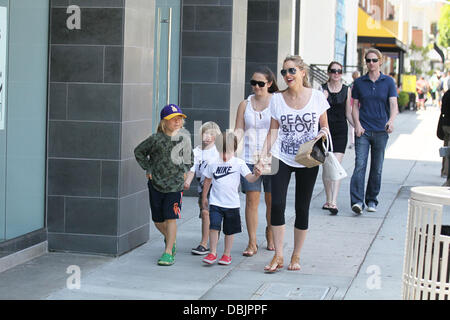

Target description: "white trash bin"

left=403, top=186, right=450, bottom=300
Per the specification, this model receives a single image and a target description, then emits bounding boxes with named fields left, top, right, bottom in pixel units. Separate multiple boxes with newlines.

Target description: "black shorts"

left=147, top=180, right=182, bottom=223
left=209, top=205, right=241, bottom=235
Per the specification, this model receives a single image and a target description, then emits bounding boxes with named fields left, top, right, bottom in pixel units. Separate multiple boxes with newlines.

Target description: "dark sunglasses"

left=329, top=68, right=343, bottom=74
left=365, top=58, right=379, bottom=63
left=280, top=67, right=297, bottom=77
left=250, top=80, right=267, bottom=87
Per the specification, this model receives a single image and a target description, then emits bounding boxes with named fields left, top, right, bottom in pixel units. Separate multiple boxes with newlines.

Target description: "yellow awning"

left=357, top=7, right=397, bottom=38
left=357, top=7, right=407, bottom=52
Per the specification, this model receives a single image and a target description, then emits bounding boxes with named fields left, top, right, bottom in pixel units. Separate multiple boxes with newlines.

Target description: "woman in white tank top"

left=234, top=66, right=279, bottom=257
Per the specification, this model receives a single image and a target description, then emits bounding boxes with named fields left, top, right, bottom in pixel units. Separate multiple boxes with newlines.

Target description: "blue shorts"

left=240, top=163, right=272, bottom=193
left=209, top=205, right=242, bottom=235
left=147, top=180, right=182, bottom=223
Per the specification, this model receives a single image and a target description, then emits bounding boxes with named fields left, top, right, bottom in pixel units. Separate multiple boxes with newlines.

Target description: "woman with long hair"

left=259, top=56, right=330, bottom=272
left=234, top=66, right=279, bottom=256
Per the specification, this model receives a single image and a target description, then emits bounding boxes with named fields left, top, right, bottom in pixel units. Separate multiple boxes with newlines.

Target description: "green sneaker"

left=157, top=252, right=175, bottom=266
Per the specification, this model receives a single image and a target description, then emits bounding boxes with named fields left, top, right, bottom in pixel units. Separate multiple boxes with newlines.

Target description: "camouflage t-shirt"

left=134, top=129, right=193, bottom=193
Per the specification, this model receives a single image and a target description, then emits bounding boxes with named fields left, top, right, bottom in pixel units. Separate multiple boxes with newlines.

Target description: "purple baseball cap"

left=160, top=104, right=187, bottom=120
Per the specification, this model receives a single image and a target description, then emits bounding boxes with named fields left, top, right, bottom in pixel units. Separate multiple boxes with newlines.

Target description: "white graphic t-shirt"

left=203, top=157, right=252, bottom=208
left=270, top=90, right=330, bottom=168
left=190, top=145, right=220, bottom=193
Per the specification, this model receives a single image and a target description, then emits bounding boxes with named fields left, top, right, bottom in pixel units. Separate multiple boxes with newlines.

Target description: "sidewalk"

left=0, top=105, right=446, bottom=300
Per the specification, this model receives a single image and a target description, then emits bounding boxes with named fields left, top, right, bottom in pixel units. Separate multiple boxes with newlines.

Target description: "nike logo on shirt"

left=213, top=166, right=235, bottom=180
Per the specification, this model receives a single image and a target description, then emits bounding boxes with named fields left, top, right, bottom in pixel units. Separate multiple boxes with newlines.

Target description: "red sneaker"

left=202, top=253, right=217, bottom=264
left=218, top=255, right=232, bottom=265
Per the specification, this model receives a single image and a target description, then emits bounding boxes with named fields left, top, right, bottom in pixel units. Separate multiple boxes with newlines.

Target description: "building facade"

left=0, top=0, right=363, bottom=268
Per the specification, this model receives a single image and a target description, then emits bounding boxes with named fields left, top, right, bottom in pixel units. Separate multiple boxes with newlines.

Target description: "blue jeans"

left=350, top=131, right=389, bottom=208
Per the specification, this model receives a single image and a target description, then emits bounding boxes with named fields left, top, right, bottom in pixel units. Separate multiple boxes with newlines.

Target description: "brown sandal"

left=243, top=244, right=258, bottom=257
left=288, top=255, right=301, bottom=271
left=265, top=226, right=275, bottom=251
left=264, top=255, right=283, bottom=273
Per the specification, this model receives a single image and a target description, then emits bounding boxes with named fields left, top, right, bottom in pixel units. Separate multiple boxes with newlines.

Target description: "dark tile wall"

left=47, top=0, right=154, bottom=256
left=180, top=0, right=234, bottom=134
left=245, top=0, right=279, bottom=97
left=180, top=0, right=248, bottom=196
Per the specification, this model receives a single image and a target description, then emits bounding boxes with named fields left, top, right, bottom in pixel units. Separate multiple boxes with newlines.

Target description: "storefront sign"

left=0, top=7, right=6, bottom=130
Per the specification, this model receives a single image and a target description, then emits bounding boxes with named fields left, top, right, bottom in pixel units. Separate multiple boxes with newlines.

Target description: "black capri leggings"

left=270, top=158, right=319, bottom=230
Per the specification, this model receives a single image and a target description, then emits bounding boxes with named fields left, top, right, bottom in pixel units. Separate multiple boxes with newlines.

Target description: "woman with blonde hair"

left=259, top=55, right=330, bottom=272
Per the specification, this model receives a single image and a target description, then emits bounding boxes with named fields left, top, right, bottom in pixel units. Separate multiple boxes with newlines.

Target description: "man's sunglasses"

left=280, top=67, right=297, bottom=77
left=329, top=68, right=343, bottom=74
left=250, top=80, right=267, bottom=87
left=365, top=58, right=379, bottom=63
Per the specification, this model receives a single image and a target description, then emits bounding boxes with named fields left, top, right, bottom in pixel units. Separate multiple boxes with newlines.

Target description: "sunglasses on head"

left=329, top=68, right=343, bottom=74
left=280, top=67, right=297, bottom=77
left=250, top=80, right=267, bottom=87
left=365, top=58, right=379, bottom=63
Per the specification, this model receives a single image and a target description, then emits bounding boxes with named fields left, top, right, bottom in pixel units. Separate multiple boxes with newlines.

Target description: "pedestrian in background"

left=134, top=104, right=193, bottom=266
left=350, top=48, right=398, bottom=215
left=259, top=55, right=330, bottom=272
left=430, top=71, right=441, bottom=107
left=416, top=76, right=428, bottom=111
left=320, top=61, right=354, bottom=215
left=234, top=66, right=279, bottom=256
left=201, top=132, right=262, bottom=266
left=184, top=121, right=221, bottom=256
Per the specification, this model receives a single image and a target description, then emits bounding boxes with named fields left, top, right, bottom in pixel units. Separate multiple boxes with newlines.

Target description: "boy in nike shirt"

left=201, top=132, right=261, bottom=265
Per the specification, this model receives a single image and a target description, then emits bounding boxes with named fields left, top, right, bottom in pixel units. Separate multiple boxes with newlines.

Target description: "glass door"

left=0, top=0, right=48, bottom=242
left=152, top=0, right=181, bottom=131
left=0, top=0, right=8, bottom=242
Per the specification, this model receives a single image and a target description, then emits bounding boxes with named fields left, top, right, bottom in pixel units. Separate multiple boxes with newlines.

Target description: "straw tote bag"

left=322, top=129, right=347, bottom=181
left=295, top=133, right=328, bottom=168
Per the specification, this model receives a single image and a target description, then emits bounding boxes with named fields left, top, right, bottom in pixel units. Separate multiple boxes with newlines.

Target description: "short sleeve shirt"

left=189, top=145, right=220, bottom=193
left=203, top=157, right=251, bottom=208
left=270, top=90, right=330, bottom=168
left=351, top=72, right=397, bottom=132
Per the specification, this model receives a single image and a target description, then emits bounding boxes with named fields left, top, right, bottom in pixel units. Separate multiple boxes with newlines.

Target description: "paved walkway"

left=0, top=105, right=446, bottom=300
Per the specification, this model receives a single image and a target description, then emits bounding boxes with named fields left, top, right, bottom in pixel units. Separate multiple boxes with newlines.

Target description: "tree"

left=409, top=43, right=431, bottom=75
left=438, top=2, right=450, bottom=48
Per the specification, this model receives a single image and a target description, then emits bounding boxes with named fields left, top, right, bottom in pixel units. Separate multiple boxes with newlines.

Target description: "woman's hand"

left=354, top=124, right=365, bottom=137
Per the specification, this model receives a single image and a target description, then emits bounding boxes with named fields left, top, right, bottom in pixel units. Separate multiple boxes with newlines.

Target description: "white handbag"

left=322, top=129, right=347, bottom=181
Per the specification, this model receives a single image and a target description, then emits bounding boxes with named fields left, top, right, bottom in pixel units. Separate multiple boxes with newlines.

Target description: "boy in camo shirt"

left=134, top=104, right=193, bottom=266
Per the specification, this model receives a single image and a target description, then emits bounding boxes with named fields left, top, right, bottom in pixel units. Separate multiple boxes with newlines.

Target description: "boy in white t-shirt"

left=201, top=132, right=262, bottom=265
left=184, top=122, right=221, bottom=255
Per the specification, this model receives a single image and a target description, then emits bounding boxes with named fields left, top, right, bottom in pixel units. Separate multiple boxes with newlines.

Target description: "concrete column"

left=47, top=0, right=155, bottom=256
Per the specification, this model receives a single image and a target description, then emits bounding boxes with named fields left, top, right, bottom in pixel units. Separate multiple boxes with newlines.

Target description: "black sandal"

left=327, top=205, right=338, bottom=215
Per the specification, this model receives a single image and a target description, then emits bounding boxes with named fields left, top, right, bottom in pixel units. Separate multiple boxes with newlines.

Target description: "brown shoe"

left=242, top=244, right=258, bottom=257
left=264, top=255, right=283, bottom=273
